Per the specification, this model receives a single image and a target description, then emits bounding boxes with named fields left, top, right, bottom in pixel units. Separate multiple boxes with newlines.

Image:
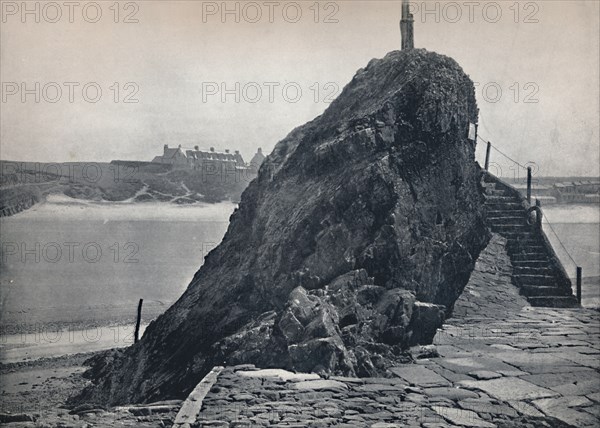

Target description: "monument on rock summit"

left=400, top=0, right=415, bottom=50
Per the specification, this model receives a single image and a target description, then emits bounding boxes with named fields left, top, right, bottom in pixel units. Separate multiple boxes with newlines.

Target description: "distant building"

left=513, top=180, right=600, bottom=205
left=185, top=146, right=246, bottom=171
left=151, top=145, right=266, bottom=176
left=249, top=148, right=266, bottom=169
left=152, top=145, right=188, bottom=168
left=552, top=181, right=600, bottom=204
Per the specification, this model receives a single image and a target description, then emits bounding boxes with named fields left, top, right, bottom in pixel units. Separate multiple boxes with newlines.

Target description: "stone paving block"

left=495, top=369, right=528, bottom=377
left=389, top=365, right=451, bottom=387
left=549, top=379, right=600, bottom=396
left=237, top=369, right=320, bottom=382
left=489, top=344, right=518, bottom=351
left=581, top=404, right=600, bottom=418
left=516, top=364, right=592, bottom=375
left=511, top=342, right=549, bottom=350
left=435, top=357, right=516, bottom=375
left=432, top=344, right=470, bottom=357
left=292, top=379, right=348, bottom=392
left=556, top=345, right=600, bottom=354
left=468, top=371, right=501, bottom=380
left=586, top=391, right=600, bottom=402
left=520, top=370, right=598, bottom=388
left=532, top=401, right=600, bottom=427
left=506, top=400, right=545, bottom=417
left=355, top=383, right=405, bottom=393
left=405, top=393, right=428, bottom=404
left=330, top=376, right=365, bottom=384
left=370, top=423, right=404, bottom=428
left=488, top=350, right=573, bottom=369
left=421, top=387, right=480, bottom=401
left=362, top=377, right=407, bottom=385
left=458, top=399, right=518, bottom=417
left=459, top=377, right=558, bottom=401
left=558, top=352, right=600, bottom=369
left=427, top=365, right=473, bottom=383
left=534, top=395, right=594, bottom=410
left=432, top=406, right=495, bottom=427
left=361, top=410, right=395, bottom=421
left=292, top=391, right=334, bottom=401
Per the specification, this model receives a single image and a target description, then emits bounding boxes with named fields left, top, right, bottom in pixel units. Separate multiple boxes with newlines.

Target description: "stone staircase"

left=482, top=174, right=579, bottom=308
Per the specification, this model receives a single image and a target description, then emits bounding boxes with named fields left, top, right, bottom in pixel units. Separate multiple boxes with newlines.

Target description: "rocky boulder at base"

left=75, top=49, right=489, bottom=406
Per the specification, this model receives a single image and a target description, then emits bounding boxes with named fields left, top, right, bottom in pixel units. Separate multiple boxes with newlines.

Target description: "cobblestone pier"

left=3, top=235, right=596, bottom=427
left=189, top=235, right=599, bottom=427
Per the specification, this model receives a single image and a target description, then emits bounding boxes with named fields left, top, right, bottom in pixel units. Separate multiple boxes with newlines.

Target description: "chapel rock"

left=76, top=49, right=489, bottom=405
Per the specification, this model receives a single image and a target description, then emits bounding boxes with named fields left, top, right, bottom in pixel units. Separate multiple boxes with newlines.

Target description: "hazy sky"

left=1, top=0, right=599, bottom=176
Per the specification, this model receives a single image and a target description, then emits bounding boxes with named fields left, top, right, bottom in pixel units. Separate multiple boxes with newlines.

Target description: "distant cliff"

left=76, top=49, right=489, bottom=405
left=0, top=161, right=255, bottom=216
left=0, top=186, right=41, bottom=217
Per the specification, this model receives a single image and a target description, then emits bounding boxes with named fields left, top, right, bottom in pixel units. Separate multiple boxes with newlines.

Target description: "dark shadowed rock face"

left=76, top=49, right=489, bottom=405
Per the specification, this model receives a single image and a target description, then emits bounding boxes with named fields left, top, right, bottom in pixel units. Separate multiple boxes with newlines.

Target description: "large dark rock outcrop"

left=76, top=49, right=489, bottom=405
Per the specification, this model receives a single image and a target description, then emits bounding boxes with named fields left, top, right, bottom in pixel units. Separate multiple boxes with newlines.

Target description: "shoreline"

left=0, top=321, right=151, bottom=365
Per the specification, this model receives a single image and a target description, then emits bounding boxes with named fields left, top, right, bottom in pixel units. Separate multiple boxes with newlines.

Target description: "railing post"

left=535, top=199, right=542, bottom=230
left=484, top=142, right=491, bottom=171
left=135, top=298, right=143, bottom=343
left=576, top=267, right=582, bottom=305
left=527, top=167, right=532, bottom=204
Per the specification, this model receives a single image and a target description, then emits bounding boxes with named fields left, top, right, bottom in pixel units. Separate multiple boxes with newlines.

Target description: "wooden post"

left=576, top=267, right=582, bottom=305
left=527, top=167, right=532, bottom=204
left=484, top=142, right=491, bottom=171
left=135, top=298, right=143, bottom=343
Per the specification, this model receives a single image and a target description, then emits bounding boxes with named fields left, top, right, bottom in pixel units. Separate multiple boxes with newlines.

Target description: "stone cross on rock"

left=400, top=0, right=415, bottom=50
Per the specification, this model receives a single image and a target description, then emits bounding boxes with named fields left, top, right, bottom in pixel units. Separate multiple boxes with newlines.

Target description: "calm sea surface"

left=1, top=198, right=598, bottom=329
left=543, top=204, right=600, bottom=308
left=0, top=195, right=235, bottom=329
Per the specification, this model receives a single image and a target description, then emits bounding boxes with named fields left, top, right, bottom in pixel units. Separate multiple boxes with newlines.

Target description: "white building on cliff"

left=152, top=145, right=265, bottom=172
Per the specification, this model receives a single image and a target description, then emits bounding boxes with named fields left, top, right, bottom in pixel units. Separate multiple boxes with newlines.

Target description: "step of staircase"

left=491, top=224, right=531, bottom=233
left=487, top=216, right=526, bottom=225
left=484, top=195, right=520, bottom=202
left=498, top=231, right=539, bottom=240
left=512, top=260, right=552, bottom=268
left=511, top=253, right=548, bottom=262
left=513, top=266, right=554, bottom=276
left=514, top=274, right=556, bottom=286
left=507, top=245, right=546, bottom=255
left=485, top=202, right=525, bottom=211
left=506, top=236, right=542, bottom=245
left=527, top=296, right=579, bottom=308
left=520, top=285, right=572, bottom=297
left=507, top=244, right=543, bottom=252
left=485, top=205, right=525, bottom=217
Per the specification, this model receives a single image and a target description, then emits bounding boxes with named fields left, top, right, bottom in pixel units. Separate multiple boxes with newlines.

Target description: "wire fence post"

left=527, top=167, right=532, bottom=204
left=484, top=141, right=491, bottom=171
left=135, top=298, right=143, bottom=343
left=576, top=267, right=582, bottom=305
